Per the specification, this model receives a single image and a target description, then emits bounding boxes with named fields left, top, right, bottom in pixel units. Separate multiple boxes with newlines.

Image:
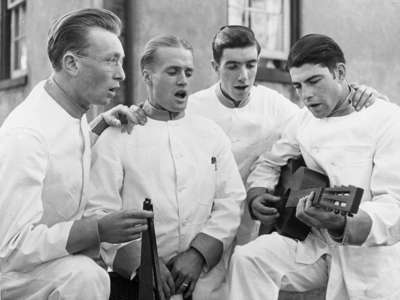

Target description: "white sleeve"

left=0, top=129, right=72, bottom=272
left=247, top=112, right=302, bottom=190
left=349, top=114, right=400, bottom=246
left=199, top=127, right=246, bottom=250
left=270, top=91, right=300, bottom=134
left=85, top=128, right=125, bottom=267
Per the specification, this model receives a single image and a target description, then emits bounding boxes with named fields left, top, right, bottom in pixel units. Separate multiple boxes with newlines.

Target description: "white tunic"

left=0, top=81, right=91, bottom=273
left=245, top=99, right=400, bottom=299
left=0, top=82, right=109, bottom=300
left=187, top=83, right=298, bottom=243
left=86, top=111, right=245, bottom=300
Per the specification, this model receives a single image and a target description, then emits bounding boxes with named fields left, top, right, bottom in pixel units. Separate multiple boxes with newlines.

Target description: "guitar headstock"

left=313, top=185, right=363, bottom=216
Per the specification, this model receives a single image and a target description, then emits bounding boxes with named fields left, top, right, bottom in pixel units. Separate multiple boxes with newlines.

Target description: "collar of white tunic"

left=44, top=76, right=88, bottom=119
left=142, top=100, right=185, bottom=121
left=215, top=83, right=251, bottom=109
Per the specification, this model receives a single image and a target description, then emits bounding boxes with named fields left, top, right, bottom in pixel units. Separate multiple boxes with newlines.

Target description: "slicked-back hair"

left=212, top=25, right=261, bottom=64
left=140, top=34, right=193, bottom=72
left=287, top=34, right=346, bottom=72
left=47, top=8, right=122, bottom=71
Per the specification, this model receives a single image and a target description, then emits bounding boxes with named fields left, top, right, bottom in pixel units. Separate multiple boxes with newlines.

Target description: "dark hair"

left=212, top=25, right=261, bottom=64
left=140, top=35, right=193, bottom=71
left=47, top=8, right=122, bottom=71
left=287, top=34, right=345, bottom=71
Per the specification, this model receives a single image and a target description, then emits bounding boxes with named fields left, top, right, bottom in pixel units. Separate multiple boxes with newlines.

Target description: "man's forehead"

left=85, top=27, right=124, bottom=55
left=154, top=47, right=194, bottom=68
left=220, top=46, right=258, bottom=63
left=290, top=63, right=330, bottom=81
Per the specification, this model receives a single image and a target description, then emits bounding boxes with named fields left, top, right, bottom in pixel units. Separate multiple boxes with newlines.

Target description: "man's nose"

left=177, top=72, right=188, bottom=85
left=238, top=66, right=249, bottom=82
left=114, top=63, right=125, bottom=81
left=301, top=85, right=313, bottom=101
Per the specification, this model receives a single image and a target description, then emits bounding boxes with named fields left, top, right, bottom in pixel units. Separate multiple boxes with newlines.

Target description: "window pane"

left=9, top=1, right=27, bottom=76
left=228, top=0, right=290, bottom=60
left=13, top=4, right=18, bottom=36
left=228, top=0, right=248, bottom=25
left=250, top=0, right=284, bottom=54
left=13, top=39, right=19, bottom=69
left=20, top=36, right=26, bottom=69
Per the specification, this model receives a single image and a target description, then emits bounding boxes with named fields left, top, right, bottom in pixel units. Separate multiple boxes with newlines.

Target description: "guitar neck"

left=287, top=185, right=363, bottom=216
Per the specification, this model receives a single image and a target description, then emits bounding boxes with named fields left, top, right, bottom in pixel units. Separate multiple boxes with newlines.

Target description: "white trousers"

left=1, top=255, right=110, bottom=300
left=227, top=233, right=350, bottom=300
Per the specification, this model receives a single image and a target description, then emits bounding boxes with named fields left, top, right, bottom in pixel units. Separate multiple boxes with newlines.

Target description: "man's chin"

left=95, top=97, right=112, bottom=106
left=232, top=90, right=249, bottom=102
left=309, top=109, right=328, bottom=119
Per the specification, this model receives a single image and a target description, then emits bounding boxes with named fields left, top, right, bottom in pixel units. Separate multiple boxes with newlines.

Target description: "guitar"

left=267, top=157, right=364, bottom=241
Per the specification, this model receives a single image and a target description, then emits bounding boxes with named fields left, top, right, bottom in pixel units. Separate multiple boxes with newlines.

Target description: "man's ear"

left=211, top=60, right=219, bottom=73
left=143, top=69, right=152, bottom=85
left=336, top=63, right=346, bottom=81
left=62, top=52, right=79, bottom=76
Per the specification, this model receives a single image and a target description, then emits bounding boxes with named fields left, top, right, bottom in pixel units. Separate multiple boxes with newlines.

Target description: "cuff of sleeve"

left=190, top=232, right=223, bottom=270
left=66, top=218, right=100, bottom=257
left=328, top=216, right=348, bottom=245
left=90, top=114, right=109, bottom=136
left=112, top=240, right=141, bottom=280
left=247, top=187, right=267, bottom=220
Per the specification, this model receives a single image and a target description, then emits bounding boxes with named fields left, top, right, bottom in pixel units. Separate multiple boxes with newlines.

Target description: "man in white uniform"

left=86, top=35, right=245, bottom=300
left=186, top=25, right=377, bottom=245
left=0, top=9, right=151, bottom=300
left=228, top=34, right=400, bottom=300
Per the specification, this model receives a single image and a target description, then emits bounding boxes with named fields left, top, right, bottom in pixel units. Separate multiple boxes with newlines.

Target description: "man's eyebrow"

left=165, top=65, right=194, bottom=70
left=304, top=74, right=322, bottom=83
left=226, top=58, right=257, bottom=63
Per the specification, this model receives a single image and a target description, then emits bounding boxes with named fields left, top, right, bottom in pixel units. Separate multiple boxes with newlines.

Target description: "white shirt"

left=0, top=81, right=92, bottom=273
left=86, top=109, right=245, bottom=278
left=187, top=83, right=299, bottom=182
left=187, top=83, right=298, bottom=244
left=248, top=99, right=400, bottom=298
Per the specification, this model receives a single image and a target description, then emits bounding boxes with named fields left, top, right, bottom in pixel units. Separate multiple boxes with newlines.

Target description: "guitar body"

left=274, top=157, right=329, bottom=240
left=271, top=157, right=363, bottom=241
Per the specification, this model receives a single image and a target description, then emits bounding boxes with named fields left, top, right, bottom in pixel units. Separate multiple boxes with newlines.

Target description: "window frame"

left=8, top=0, right=27, bottom=78
left=229, top=0, right=291, bottom=60
left=0, top=0, right=27, bottom=90
left=227, top=0, right=301, bottom=83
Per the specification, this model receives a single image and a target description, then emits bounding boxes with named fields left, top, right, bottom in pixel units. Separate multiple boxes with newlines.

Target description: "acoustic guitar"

left=265, top=157, right=364, bottom=240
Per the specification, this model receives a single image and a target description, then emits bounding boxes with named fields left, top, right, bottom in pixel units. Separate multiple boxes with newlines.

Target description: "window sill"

left=0, top=75, right=28, bottom=91
left=256, top=67, right=292, bottom=84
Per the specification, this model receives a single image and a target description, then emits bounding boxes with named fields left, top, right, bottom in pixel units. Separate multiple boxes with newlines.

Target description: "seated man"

left=186, top=25, right=383, bottom=245
left=85, top=35, right=245, bottom=300
left=0, top=8, right=150, bottom=300
left=228, top=34, right=400, bottom=300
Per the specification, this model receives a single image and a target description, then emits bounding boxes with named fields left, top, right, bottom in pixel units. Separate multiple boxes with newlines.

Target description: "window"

left=0, top=0, right=27, bottom=88
left=8, top=0, right=27, bottom=78
left=228, top=0, right=300, bottom=83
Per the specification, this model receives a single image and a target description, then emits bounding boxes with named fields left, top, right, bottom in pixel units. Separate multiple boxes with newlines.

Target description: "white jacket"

left=86, top=104, right=245, bottom=300
left=248, top=99, right=400, bottom=299
left=0, top=82, right=93, bottom=274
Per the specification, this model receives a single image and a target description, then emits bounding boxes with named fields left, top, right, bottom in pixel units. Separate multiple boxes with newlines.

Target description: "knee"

left=231, top=234, right=286, bottom=266
left=72, top=256, right=109, bottom=286
left=62, top=255, right=110, bottom=298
